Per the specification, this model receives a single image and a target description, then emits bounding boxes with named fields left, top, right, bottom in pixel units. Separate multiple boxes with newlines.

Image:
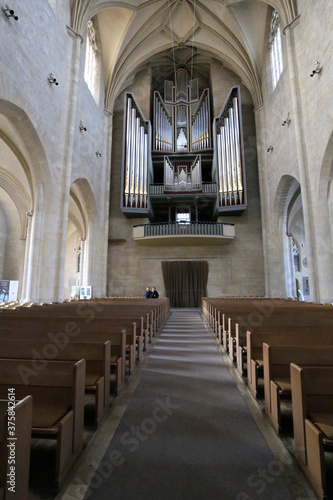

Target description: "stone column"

left=98, top=110, right=113, bottom=297
left=284, top=17, right=319, bottom=301
left=21, top=213, right=33, bottom=301
left=254, top=105, right=271, bottom=295
left=22, top=183, right=45, bottom=301
left=54, top=28, right=83, bottom=302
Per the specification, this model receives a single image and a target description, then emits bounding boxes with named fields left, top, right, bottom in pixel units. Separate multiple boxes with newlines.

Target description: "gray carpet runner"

left=84, top=310, right=295, bottom=500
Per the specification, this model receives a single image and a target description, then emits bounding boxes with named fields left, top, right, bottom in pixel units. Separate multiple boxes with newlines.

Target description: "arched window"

left=269, top=10, right=283, bottom=90
left=84, top=20, right=99, bottom=102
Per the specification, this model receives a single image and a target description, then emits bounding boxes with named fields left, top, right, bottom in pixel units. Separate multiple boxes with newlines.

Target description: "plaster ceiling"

left=93, top=0, right=273, bottom=108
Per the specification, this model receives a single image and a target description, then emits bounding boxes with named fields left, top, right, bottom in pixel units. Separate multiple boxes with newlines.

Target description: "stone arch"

left=314, top=127, right=333, bottom=301
left=0, top=100, right=52, bottom=300
left=70, top=177, right=99, bottom=225
left=71, top=2, right=263, bottom=110
left=0, top=167, right=30, bottom=238
left=318, top=127, right=333, bottom=198
left=273, top=174, right=309, bottom=299
left=71, top=0, right=297, bottom=35
left=0, top=99, right=52, bottom=194
left=63, top=177, right=98, bottom=298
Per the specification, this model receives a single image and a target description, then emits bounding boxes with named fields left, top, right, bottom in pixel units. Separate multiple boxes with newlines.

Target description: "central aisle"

left=83, top=309, right=296, bottom=500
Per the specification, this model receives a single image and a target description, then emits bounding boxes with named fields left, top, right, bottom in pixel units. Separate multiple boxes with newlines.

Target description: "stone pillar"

left=80, top=237, right=88, bottom=286
left=254, top=105, right=271, bottom=296
left=98, top=110, right=113, bottom=297
left=21, top=214, right=33, bottom=301
left=22, top=183, right=45, bottom=301
left=284, top=17, right=319, bottom=301
left=54, top=28, right=83, bottom=302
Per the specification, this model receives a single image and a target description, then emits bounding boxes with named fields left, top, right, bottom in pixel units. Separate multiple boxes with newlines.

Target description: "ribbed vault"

left=70, top=0, right=298, bottom=110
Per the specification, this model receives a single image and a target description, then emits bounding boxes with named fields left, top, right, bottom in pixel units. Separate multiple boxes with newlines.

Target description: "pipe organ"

left=122, top=71, right=247, bottom=220
left=213, top=86, right=246, bottom=212
left=164, top=156, right=201, bottom=192
left=153, top=69, right=211, bottom=154
left=122, top=93, right=152, bottom=213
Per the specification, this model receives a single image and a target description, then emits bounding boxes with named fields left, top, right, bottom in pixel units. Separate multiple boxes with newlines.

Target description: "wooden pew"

left=291, top=364, right=333, bottom=499
left=0, top=316, right=139, bottom=373
left=246, top=331, right=333, bottom=397
left=0, top=327, right=126, bottom=396
left=0, top=340, right=110, bottom=426
left=262, top=343, right=333, bottom=432
left=0, top=395, right=32, bottom=500
left=0, top=359, right=85, bottom=490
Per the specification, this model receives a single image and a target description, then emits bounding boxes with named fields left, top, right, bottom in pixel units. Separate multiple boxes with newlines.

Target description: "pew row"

left=0, top=326, right=127, bottom=394
left=291, top=364, right=333, bottom=499
left=246, top=331, right=333, bottom=397
left=262, top=343, right=333, bottom=432
left=0, top=340, right=110, bottom=426
left=0, top=395, right=32, bottom=500
left=0, top=359, right=85, bottom=490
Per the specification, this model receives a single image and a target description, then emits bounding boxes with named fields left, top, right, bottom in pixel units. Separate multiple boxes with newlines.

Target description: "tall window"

left=84, top=20, right=99, bottom=101
left=269, top=10, right=283, bottom=90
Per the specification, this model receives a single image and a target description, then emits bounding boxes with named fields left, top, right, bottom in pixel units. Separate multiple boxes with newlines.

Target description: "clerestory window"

left=84, top=20, right=99, bottom=103
left=269, top=10, right=283, bottom=90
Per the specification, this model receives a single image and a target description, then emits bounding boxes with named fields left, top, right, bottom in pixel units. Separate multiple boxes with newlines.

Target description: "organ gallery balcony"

left=133, top=221, right=235, bottom=246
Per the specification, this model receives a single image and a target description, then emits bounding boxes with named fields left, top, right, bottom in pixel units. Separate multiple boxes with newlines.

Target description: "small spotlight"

left=282, top=113, right=291, bottom=127
left=267, top=146, right=273, bottom=153
left=48, top=73, right=59, bottom=85
left=310, top=61, right=322, bottom=77
left=96, top=151, right=102, bottom=158
left=2, top=5, right=18, bottom=20
left=79, top=121, right=87, bottom=132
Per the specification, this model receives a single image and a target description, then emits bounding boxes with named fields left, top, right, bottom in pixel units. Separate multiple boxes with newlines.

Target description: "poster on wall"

left=70, top=286, right=80, bottom=300
left=8, top=281, right=19, bottom=301
left=302, top=276, right=310, bottom=296
left=80, top=286, right=92, bottom=300
left=0, top=280, right=10, bottom=301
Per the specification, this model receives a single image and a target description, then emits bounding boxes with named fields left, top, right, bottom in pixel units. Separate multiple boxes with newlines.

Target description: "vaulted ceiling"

left=70, top=0, right=298, bottom=109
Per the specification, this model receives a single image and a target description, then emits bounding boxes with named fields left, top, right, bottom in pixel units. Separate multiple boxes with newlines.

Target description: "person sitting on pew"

left=144, top=287, right=152, bottom=298
left=151, top=287, right=159, bottom=298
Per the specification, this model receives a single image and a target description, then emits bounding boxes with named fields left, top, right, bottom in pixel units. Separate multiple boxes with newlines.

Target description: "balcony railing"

left=149, top=182, right=217, bottom=196
left=133, top=222, right=235, bottom=244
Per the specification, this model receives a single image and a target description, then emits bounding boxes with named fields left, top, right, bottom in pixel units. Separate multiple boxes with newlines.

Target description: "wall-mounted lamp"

left=26, top=210, right=34, bottom=217
left=267, top=146, right=274, bottom=153
left=2, top=5, right=18, bottom=20
left=48, top=73, right=59, bottom=85
left=310, top=61, right=322, bottom=77
left=96, top=151, right=102, bottom=158
left=282, top=112, right=291, bottom=127
left=79, top=121, right=87, bottom=132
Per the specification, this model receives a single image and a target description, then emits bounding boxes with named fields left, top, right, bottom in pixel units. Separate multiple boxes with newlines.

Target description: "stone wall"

left=0, top=0, right=109, bottom=301
left=257, top=2, right=333, bottom=300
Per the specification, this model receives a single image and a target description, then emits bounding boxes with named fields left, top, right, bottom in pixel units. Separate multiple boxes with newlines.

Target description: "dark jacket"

left=151, top=289, right=159, bottom=298
left=144, top=290, right=152, bottom=298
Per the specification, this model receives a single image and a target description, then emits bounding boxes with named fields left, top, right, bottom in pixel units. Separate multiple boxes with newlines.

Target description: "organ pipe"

left=122, top=93, right=151, bottom=210
left=214, top=86, right=246, bottom=209
left=164, top=156, right=201, bottom=191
